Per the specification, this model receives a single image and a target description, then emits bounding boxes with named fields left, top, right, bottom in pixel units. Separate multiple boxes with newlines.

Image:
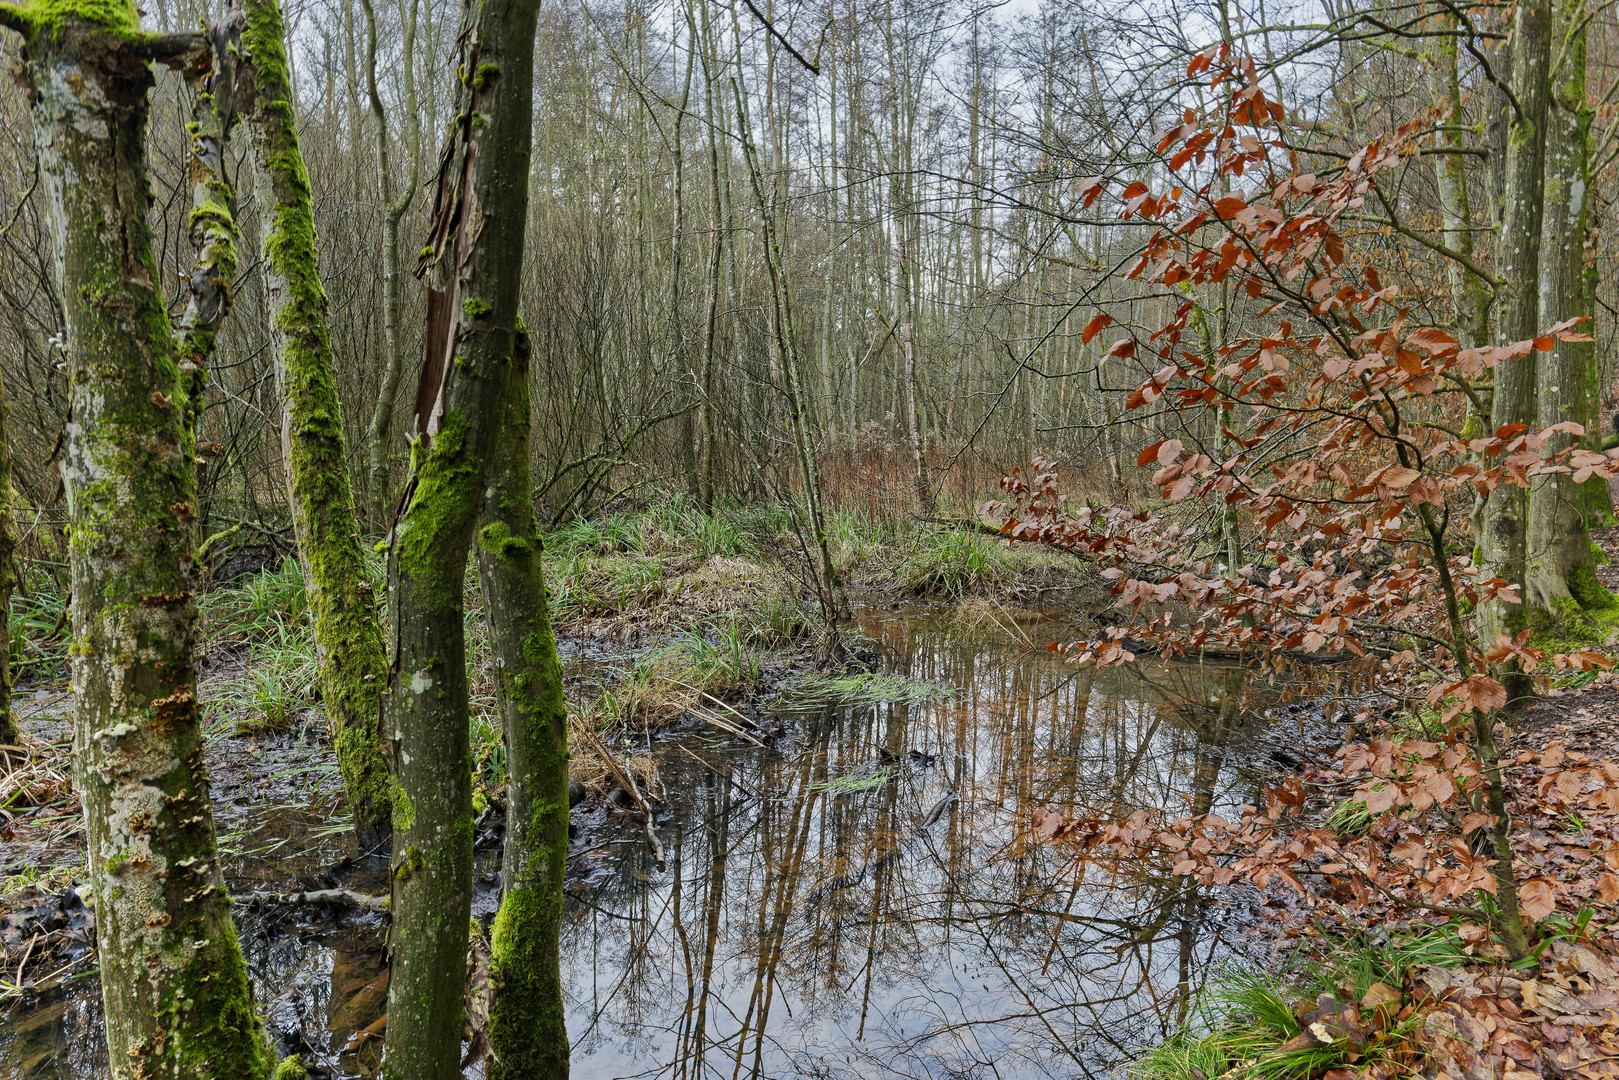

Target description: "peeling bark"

left=235, top=0, right=394, bottom=851
left=0, top=3, right=273, bottom=1073
left=381, top=0, right=541, bottom=1072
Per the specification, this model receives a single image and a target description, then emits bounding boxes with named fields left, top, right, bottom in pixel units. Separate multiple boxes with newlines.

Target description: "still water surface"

left=2, top=609, right=1289, bottom=1079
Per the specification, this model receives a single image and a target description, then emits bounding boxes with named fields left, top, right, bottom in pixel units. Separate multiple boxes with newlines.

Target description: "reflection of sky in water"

left=1, top=612, right=1273, bottom=1079
left=564, top=613, right=1268, bottom=1080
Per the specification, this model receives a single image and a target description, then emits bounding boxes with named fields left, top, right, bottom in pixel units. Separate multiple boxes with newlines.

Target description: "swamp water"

left=2, top=608, right=1307, bottom=1079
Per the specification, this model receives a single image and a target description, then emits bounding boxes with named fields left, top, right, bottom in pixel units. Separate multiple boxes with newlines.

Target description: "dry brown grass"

left=0, top=732, right=74, bottom=820
left=567, top=553, right=802, bottom=643
left=567, top=710, right=658, bottom=797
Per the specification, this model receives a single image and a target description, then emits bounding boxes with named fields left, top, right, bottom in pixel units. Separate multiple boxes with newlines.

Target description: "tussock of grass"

left=0, top=732, right=73, bottom=815
left=566, top=710, right=658, bottom=798
left=586, top=620, right=767, bottom=729
left=1128, top=925, right=1467, bottom=1080
left=900, top=528, right=1014, bottom=597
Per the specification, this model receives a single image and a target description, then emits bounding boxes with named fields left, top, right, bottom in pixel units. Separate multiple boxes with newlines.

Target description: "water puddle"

left=2, top=609, right=1312, bottom=1078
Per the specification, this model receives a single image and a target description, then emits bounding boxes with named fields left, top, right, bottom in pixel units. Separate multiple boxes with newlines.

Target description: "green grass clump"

left=0, top=863, right=75, bottom=898
left=1129, top=924, right=1467, bottom=1080
left=199, top=556, right=312, bottom=645
left=1325, top=796, right=1372, bottom=836
left=900, top=528, right=1012, bottom=597
left=811, top=767, right=895, bottom=795
left=8, top=567, right=70, bottom=685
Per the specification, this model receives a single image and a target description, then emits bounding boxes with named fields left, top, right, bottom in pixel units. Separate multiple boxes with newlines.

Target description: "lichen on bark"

left=0, top=2, right=273, bottom=1074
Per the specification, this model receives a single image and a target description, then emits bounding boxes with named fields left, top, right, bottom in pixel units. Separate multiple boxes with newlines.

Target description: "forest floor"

left=1123, top=536, right=1619, bottom=1078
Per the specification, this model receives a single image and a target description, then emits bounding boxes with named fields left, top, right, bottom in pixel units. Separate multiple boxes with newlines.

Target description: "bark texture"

left=478, top=330, right=571, bottom=1080
left=358, top=0, right=421, bottom=526
left=1479, top=0, right=1550, bottom=673
left=381, top=0, right=541, bottom=1072
left=1526, top=0, right=1608, bottom=623
left=0, top=365, right=13, bottom=746
left=3, top=3, right=273, bottom=1074
left=236, top=0, right=393, bottom=851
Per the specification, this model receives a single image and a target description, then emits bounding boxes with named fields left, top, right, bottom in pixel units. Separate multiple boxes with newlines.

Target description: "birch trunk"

left=382, top=0, right=541, bottom=1070
left=237, top=0, right=394, bottom=852
left=0, top=4, right=273, bottom=1073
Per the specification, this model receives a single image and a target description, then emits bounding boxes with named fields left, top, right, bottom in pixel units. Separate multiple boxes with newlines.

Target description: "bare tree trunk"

left=1480, top=0, right=1550, bottom=687
left=478, top=329, right=571, bottom=1080
left=1432, top=21, right=1489, bottom=350
left=0, top=4, right=273, bottom=1073
left=1527, top=0, right=1607, bottom=623
left=382, top=0, right=541, bottom=1070
left=360, top=0, right=422, bottom=526
left=238, top=0, right=394, bottom=851
left=727, top=9, right=847, bottom=627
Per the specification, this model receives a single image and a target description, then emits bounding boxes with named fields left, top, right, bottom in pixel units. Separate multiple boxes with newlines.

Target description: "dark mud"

left=0, top=607, right=1341, bottom=1079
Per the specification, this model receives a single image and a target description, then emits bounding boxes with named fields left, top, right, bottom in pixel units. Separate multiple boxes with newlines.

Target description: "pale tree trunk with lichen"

left=1480, top=0, right=1550, bottom=697
left=477, top=329, right=571, bottom=1079
left=0, top=2, right=275, bottom=1074
left=381, top=0, right=542, bottom=1071
left=1526, top=0, right=1609, bottom=626
left=235, top=0, right=394, bottom=852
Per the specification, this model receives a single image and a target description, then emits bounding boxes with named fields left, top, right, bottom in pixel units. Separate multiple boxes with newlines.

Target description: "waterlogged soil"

left=0, top=606, right=1339, bottom=1079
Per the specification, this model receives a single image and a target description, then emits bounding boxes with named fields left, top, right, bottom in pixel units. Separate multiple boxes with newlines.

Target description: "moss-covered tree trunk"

left=235, top=0, right=393, bottom=852
left=0, top=3, right=274, bottom=1074
left=477, top=331, right=571, bottom=1079
left=381, top=0, right=541, bottom=1072
left=1480, top=0, right=1550, bottom=692
left=0, top=365, right=14, bottom=747
left=1527, top=0, right=1608, bottom=625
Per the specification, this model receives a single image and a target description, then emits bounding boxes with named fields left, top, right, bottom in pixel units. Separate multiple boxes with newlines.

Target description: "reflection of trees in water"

left=564, top=618, right=1271, bottom=1080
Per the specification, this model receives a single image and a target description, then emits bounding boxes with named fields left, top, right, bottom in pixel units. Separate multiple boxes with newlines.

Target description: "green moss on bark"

left=16, top=13, right=274, bottom=1078
left=240, top=0, right=392, bottom=850
left=1568, top=561, right=1616, bottom=610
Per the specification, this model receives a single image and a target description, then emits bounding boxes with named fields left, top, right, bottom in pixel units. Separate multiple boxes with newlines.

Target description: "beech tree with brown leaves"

left=991, top=50, right=1617, bottom=961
